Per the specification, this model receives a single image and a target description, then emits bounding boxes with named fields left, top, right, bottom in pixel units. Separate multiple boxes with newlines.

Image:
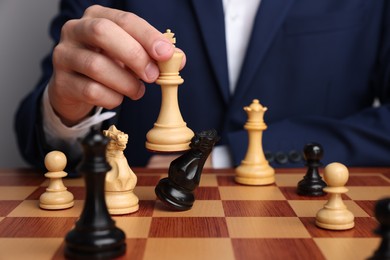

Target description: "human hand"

left=48, top=5, right=184, bottom=126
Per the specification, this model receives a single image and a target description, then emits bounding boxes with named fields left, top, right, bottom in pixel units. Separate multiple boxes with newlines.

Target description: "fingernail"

left=134, top=81, right=145, bottom=100
left=145, top=62, right=159, bottom=81
left=154, top=40, right=173, bottom=56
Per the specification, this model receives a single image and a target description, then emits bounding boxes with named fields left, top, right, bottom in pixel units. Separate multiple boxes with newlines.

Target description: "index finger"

left=83, top=5, right=175, bottom=61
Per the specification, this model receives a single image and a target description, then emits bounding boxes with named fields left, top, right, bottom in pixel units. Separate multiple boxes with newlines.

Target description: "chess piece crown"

left=244, top=99, right=267, bottom=129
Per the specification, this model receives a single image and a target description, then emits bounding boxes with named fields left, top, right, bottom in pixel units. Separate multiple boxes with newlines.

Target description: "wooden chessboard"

left=0, top=168, right=388, bottom=260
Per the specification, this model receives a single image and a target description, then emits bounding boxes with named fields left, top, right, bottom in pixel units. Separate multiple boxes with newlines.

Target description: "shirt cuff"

left=212, top=145, right=233, bottom=168
left=41, top=85, right=116, bottom=146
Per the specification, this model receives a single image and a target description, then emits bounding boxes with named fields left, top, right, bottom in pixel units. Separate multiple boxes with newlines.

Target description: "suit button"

left=288, top=150, right=302, bottom=163
left=275, top=152, right=288, bottom=164
left=264, top=151, right=274, bottom=163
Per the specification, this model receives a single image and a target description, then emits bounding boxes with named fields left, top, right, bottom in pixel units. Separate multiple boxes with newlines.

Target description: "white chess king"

left=235, top=99, right=275, bottom=185
left=145, top=29, right=194, bottom=152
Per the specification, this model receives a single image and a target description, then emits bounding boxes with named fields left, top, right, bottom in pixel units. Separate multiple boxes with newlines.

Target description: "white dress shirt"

left=42, top=0, right=261, bottom=168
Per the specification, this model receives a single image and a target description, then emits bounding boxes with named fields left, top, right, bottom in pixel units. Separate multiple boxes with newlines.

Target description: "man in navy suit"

left=14, top=0, right=390, bottom=173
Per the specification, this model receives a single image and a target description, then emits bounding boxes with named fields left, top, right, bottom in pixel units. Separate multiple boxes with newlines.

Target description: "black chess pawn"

left=64, top=129, right=126, bottom=259
left=155, top=129, right=219, bottom=211
left=370, top=197, right=390, bottom=260
left=297, top=143, right=327, bottom=196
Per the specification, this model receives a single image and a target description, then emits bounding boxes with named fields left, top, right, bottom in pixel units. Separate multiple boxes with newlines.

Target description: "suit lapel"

left=233, top=0, right=295, bottom=103
left=190, top=0, right=230, bottom=103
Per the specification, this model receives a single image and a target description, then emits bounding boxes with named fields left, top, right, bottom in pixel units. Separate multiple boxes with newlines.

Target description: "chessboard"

left=0, top=167, right=389, bottom=260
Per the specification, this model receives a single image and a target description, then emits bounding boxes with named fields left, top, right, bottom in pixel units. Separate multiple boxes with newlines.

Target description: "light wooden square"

left=0, top=187, right=37, bottom=200
left=226, top=217, right=311, bottom=238
left=8, top=200, right=82, bottom=217
left=144, top=238, right=235, bottom=260
left=0, top=238, right=63, bottom=259
left=219, top=186, right=285, bottom=200
left=289, top=200, right=370, bottom=217
left=275, top=173, right=305, bottom=187
left=314, top=238, right=380, bottom=260
left=134, top=186, right=157, bottom=201
left=347, top=187, right=390, bottom=200
left=113, top=216, right=152, bottom=238
left=199, top=174, right=218, bottom=187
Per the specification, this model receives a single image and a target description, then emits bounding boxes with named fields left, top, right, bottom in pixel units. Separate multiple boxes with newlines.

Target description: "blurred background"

left=0, top=0, right=59, bottom=167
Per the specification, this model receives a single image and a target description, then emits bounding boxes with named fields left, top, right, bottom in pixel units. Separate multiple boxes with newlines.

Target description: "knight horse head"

left=103, top=125, right=129, bottom=152
left=190, top=129, right=220, bottom=154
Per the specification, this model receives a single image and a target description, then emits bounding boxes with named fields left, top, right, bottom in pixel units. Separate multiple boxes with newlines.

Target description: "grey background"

left=0, top=0, right=59, bottom=167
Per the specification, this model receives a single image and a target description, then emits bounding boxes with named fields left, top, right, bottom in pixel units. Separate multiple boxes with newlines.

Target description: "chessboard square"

left=347, top=175, right=390, bottom=186
left=314, top=237, right=381, bottom=260
left=279, top=187, right=330, bottom=200
left=275, top=173, right=306, bottom=187
left=144, top=238, right=235, bottom=260
left=0, top=187, right=37, bottom=200
left=153, top=200, right=224, bottom=217
left=300, top=217, right=378, bottom=237
left=232, top=238, right=325, bottom=260
left=216, top=175, right=237, bottom=186
left=122, top=238, right=147, bottom=260
left=347, top=187, right=390, bottom=200
left=0, top=217, right=77, bottom=237
left=62, top=177, right=84, bottom=187
left=0, top=238, right=63, bottom=259
left=149, top=217, right=229, bottom=237
left=223, top=201, right=296, bottom=217
left=8, top=200, right=84, bottom=218
left=289, top=200, right=370, bottom=217
left=226, top=217, right=311, bottom=238
left=0, top=201, right=22, bottom=216
left=27, top=186, right=85, bottom=200
left=354, top=200, right=376, bottom=217
left=219, top=186, right=285, bottom=200
left=113, top=217, right=152, bottom=238
left=8, top=200, right=82, bottom=217
left=0, top=175, right=45, bottom=186
left=136, top=175, right=163, bottom=186
left=194, top=187, right=221, bottom=200
left=134, top=186, right=157, bottom=200
left=199, top=174, right=218, bottom=186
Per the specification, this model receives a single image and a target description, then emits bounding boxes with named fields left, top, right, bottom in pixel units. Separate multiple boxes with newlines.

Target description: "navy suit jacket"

left=15, top=0, right=390, bottom=172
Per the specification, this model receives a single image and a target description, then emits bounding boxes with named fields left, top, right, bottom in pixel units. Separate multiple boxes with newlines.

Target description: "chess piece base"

left=297, top=179, right=326, bottom=196
left=235, top=162, right=275, bottom=185
left=146, top=123, right=193, bottom=152
left=155, top=178, right=194, bottom=211
left=105, top=190, right=139, bottom=215
left=316, top=208, right=355, bottom=230
left=39, top=191, right=74, bottom=210
left=65, top=229, right=126, bottom=260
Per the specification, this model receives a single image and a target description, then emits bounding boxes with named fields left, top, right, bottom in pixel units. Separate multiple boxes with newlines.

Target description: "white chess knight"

left=316, top=162, right=355, bottom=230
left=103, top=125, right=139, bottom=215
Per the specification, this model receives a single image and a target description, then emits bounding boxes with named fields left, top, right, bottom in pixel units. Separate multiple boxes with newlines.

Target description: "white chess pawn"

left=315, top=162, right=354, bottom=230
left=39, top=151, right=74, bottom=210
